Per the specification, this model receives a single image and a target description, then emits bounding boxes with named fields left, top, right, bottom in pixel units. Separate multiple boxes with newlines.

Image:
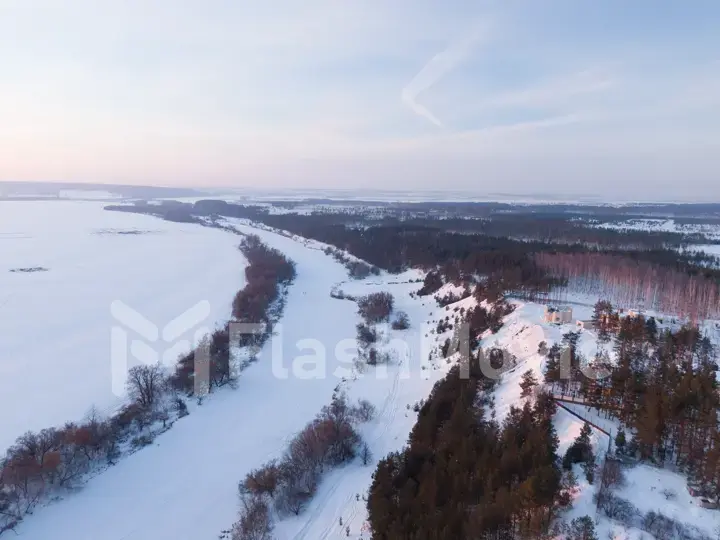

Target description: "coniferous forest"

left=367, top=366, right=565, bottom=539
left=549, top=301, right=720, bottom=495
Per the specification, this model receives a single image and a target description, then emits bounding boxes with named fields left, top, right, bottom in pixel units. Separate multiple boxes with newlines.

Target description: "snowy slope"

left=0, top=201, right=245, bottom=451
left=480, top=301, right=598, bottom=424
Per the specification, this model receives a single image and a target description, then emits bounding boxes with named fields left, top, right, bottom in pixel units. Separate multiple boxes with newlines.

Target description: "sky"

left=1, top=0, right=719, bottom=199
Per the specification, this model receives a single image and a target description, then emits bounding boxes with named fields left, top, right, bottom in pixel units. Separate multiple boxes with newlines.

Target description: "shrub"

left=130, top=433, right=154, bottom=449
left=173, top=396, right=189, bottom=418
left=356, top=323, right=378, bottom=347
left=232, top=496, right=274, bottom=540
left=352, top=399, right=377, bottom=422
left=391, top=311, right=410, bottom=330
left=357, top=292, right=394, bottom=323
left=236, top=392, right=367, bottom=524
left=347, top=260, right=374, bottom=279
left=596, top=493, right=638, bottom=526
left=241, top=461, right=281, bottom=499
left=364, top=347, right=391, bottom=365
left=440, top=338, right=451, bottom=358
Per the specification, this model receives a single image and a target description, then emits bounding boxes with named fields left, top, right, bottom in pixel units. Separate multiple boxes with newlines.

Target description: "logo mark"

left=110, top=300, right=211, bottom=397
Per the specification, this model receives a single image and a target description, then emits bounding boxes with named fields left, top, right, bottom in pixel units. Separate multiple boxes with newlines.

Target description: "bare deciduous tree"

left=360, top=443, right=372, bottom=466
left=241, top=461, right=281, bottom=499
left=126, top=364, right=165, bottom=410
left=352, top=400, right=377, bottom=423
left=232, top=495, right=274, bottom=540
left=357, top=292, right=394, bottom=323
left=391, top=311, right=410, bottom=330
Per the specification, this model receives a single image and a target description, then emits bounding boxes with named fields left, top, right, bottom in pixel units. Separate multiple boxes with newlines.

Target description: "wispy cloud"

left=401, top=22, right=488, bottom=127
left=475, top=69, right=614, bottom=111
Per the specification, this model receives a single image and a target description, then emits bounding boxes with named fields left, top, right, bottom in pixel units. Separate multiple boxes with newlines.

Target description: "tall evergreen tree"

left=520, top=369, right=539, bottom=398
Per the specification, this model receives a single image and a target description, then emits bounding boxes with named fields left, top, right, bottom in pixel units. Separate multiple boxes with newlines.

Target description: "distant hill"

left=0, top=181, right=205, bottom=200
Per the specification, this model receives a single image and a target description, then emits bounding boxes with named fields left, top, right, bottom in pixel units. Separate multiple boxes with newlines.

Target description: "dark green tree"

left=519, top=369, right=539, bottom=398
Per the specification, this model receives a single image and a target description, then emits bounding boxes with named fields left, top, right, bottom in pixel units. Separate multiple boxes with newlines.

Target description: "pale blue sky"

left=1, top=0, right=719, bottom=198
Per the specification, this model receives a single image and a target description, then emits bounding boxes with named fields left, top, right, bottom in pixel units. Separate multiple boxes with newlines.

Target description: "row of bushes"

left=0, top=367, right=189, bottom=533
left=597, top=490, right=713, bottom=540
left=227, top=285, right=405, bottom=538
left=227, top=393, right=375, bottom=539
left=171, top=235, right=296, bottom=395
left=0, top=235, right=296, bottom=535
left=323, top=246, right=380, bottom=279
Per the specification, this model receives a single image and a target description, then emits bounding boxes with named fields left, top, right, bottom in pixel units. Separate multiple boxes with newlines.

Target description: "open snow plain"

left=0, top=201, right=246, bottom=451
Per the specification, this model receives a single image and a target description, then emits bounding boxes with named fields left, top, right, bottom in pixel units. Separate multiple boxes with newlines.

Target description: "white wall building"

left=543, top=305, right=573, bottom=324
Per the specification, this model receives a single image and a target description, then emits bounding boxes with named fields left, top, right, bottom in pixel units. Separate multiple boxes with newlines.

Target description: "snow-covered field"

left=689, top=244, right=720, bottom=258
left=596, top=218, right=720, bottom=242
left=0, top=201, right=245, bottom=450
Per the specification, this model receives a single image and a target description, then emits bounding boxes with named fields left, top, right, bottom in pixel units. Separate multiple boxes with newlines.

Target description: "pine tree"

left=579, top=422, right=593, bottom=447
left=563, top=423, right=595, bottom=474
left=645, top=317, right=658, bottom=344
left=615, top=427, right=627, bottom=454
left=635, top=388, right=663, bottom=460
left=544, top=343, right=562, bottom=387
left=581, top=455, right=596, bottom=484
left=592, top=300, right=613, bottom=344
left=519, top=369, right=539, bottom=398
left=569, top=515, right=598, bottom=540
left=558, top=470, right=579, bottom=508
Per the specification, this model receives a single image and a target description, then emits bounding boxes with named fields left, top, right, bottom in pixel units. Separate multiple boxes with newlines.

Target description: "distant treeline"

left=106, top=199, right=720, bottom=249
left=106, top=200, right=720, bottom=320
left=108, top=198, right=720, bottom=218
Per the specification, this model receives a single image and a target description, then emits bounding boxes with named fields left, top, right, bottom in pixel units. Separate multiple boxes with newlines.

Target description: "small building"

left=576, top=319, right=595, bottom=330
left=544, top=305, right=573, bottom=325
